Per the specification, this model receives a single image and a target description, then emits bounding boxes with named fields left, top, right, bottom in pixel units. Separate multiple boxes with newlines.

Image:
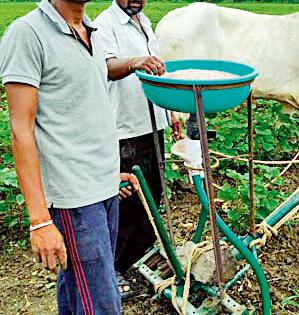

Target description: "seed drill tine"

left=247, top=92, right=256, bottom=235
left=194, top=86, right=225, bottom=286
left=147, top=100, right=175, bottom=244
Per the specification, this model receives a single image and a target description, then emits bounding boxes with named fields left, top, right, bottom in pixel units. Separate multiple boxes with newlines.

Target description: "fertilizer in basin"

left=162, top=69, right=239, bottom=80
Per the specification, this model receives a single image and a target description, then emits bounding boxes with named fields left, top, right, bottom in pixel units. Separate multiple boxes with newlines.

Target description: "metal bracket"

left=134, top=247, right=255, bottom=315
left=221, top=293, right=255, bottom=315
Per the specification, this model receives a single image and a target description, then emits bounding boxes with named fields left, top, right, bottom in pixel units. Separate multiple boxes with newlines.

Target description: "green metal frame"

left=129, top=60, right=299, bottom=315
left=132, top=166, right=273, bottom=314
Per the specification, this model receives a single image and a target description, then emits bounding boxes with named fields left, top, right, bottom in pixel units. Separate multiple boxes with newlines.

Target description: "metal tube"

left=147, top=100, right=175, bottom=243
left=194, top=86, right=225, bottom=286
left=192, top=174, right=271, bottom=315
left=224, top=264, right=250, bottom=290
left=136, top=261, right=197, bottom=314
left=247, top=92, right=256, bottom=235
left=192, top=175, right=209, bottom=244
left=265, top=188, right=299, bottom=227
left=132, top=165, right=185, bottom=282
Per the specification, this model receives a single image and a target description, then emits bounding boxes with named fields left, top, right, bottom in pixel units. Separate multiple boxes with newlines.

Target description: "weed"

left=282, top=289, right=299, bottom=309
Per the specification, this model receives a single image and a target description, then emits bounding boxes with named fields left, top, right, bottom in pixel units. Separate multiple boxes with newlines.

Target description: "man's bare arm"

left=107, top=56, right=165, bottom=81
left=7, top=83, right=49, bottom=224
left=6, top=83, right=66, bottom=273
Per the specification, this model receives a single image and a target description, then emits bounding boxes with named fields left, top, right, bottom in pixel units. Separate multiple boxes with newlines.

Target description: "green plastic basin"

left=135, top=59, right=258, bottom=114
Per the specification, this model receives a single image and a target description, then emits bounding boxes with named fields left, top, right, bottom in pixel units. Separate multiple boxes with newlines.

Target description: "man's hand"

left=106, top=56, right=165, bottom=80
left=119, top=173, right=139, bottom=199
left=171, top=112, right=183, bottom=141
left=31, top=224, right=67, bottom=273
left=130, top=56, right=165, bottom=76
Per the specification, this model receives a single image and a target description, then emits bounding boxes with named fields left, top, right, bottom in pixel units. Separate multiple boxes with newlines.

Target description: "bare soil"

left=1, top=162, right=299, bottom=315
left=0, top=196, right=298, bottom=315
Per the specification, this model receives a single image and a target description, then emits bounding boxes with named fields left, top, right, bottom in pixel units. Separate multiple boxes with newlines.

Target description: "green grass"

left=0, top=3, right=37, bottom=36
left=282, top=289, right=299, bottom=310
left=0, top=2, right=299, bottom=36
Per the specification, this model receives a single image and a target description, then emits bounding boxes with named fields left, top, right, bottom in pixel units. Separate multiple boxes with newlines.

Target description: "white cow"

left=156, top=3, right=299, bottom=110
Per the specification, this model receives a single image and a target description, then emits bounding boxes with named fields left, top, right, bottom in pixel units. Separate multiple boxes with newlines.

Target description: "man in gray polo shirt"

left=94, top=0, right=181, bottom=298
left=0, top=0, right=138, bottom=313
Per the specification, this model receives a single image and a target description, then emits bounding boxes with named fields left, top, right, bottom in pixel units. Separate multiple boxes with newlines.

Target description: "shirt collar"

left=111, top=0, right=150, bottom=26
left=39, top=0, right=97, bottom=34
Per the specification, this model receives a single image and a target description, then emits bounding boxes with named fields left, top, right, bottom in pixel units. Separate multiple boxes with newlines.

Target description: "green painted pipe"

left=235, top=189, right=299, bottom=261
left=217, top=215, right=271, bottom=314
left=132, top=165, right=185, bottom=283
left=265, top=190, right=299, bottom=227
left=224, top=264, right=250, bottom=290
left=192, top=175, right=209, bottom=244
left=193, top=175, right=271, bottom=315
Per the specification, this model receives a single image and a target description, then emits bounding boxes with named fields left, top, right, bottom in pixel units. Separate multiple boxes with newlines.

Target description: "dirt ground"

left=0, top=192, right=298, bottom=315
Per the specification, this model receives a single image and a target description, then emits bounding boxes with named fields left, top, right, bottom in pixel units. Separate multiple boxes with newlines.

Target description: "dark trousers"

left=50, top=197, right=121, bottom=315
left=187, top=113, right=217, bottom=140
left=115, top=131, right=164, bottom=274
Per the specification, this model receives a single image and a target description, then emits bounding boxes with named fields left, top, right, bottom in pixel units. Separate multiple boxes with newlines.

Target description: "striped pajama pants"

left=50, top=196, right=121, bottom=315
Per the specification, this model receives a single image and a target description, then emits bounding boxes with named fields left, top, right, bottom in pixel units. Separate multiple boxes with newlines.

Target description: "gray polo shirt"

left=0, top=0, right=120, bottom=208
left=94, top=1, right=168, bottom=140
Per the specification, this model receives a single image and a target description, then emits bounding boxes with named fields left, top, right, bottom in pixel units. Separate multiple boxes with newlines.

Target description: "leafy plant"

left=207, top=100, right=298, bottom=161
left=209, top=100, right=297, bottom=232
left=217, top=165, right=285, bottom=231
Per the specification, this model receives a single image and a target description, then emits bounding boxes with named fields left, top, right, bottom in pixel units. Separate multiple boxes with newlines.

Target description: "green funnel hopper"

left=135, top=59, right=258, bottom=114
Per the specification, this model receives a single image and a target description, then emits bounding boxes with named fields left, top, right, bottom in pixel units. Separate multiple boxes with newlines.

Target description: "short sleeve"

left=0, top=20, right=43, bottom=88
left=93, top=17, right=119, bottom=60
